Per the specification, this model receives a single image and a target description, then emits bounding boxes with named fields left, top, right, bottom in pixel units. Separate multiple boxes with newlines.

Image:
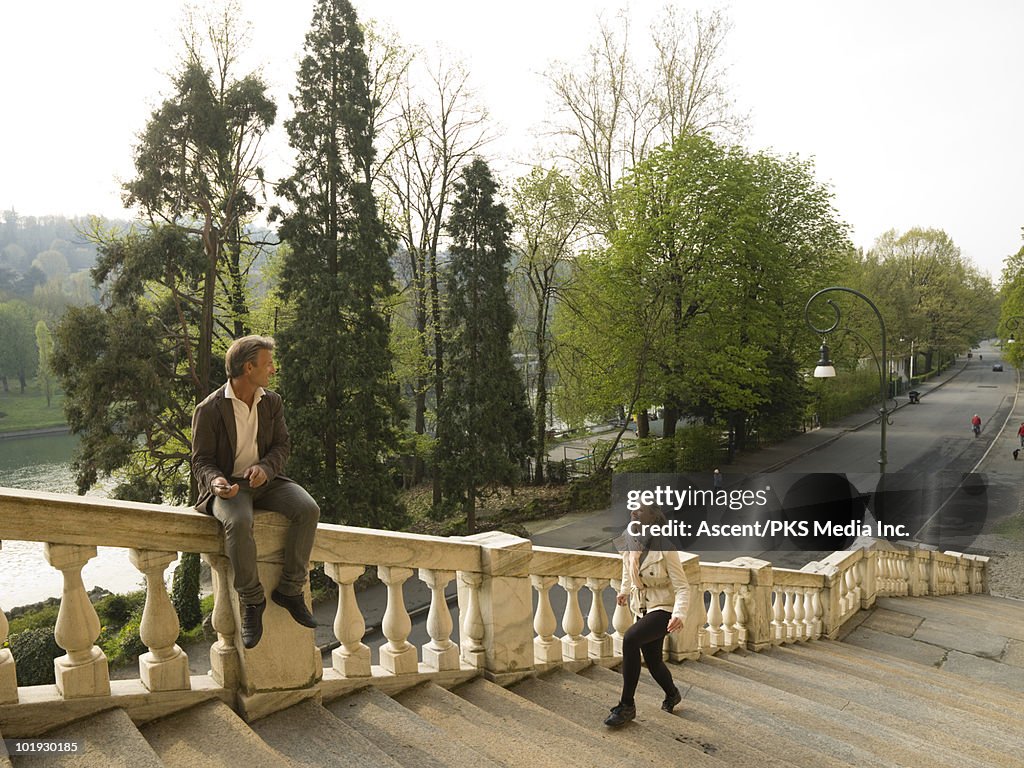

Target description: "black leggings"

left=620, top=609, right=676, bottom=706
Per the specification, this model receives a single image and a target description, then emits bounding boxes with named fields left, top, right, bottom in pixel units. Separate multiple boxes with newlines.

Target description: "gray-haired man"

left=191, top=335, right=320, bottom=649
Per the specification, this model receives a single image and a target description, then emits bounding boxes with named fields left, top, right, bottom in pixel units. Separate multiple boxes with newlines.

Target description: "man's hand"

left=212, top=478, right=240, bottom=499
left=667, top=616, right=683, bottom=633
left=244, top=465, right=268, bottom=488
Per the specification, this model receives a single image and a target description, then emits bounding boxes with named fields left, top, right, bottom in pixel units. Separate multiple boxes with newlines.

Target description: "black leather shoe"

left=662, top=687, right=682, bottom=713
left=272, top=588, right=317, bottom=628
left=604, top=703, right=636, bottom=727
left=241, top=600, right=266, bottom=649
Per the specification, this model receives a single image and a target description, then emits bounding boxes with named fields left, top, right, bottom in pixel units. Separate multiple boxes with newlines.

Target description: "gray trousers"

left=211, top=478, right=320, bottom=605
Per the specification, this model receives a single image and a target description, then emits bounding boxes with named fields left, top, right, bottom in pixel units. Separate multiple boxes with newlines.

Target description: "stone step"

left=668, top=658, right=905, bottom=768
left=510, top=669, right=721, bottom=766
left=875, top=596, right=1024, bottom=640
left=325, top=684, right=498, bottom=768
left=627, top=662, right=857, bottom=768
left=141, top=699, right=295, bottom=768
left=732, top=643, right=1024, bottom=756
left=250, top=699, right=403, bottom=768
left=395, top=682, right=590, bottom=768
left=803, top=638, right=1024, bottom=718
left=452, top=677, right=638, bottom=768
left=706, top=649, right=1010, bottom=768
left=578, top=664, right=795, bottom=768
left=13, top=708, right=164, bottom=768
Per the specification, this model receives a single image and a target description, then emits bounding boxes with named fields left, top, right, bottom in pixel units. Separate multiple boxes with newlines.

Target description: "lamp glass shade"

left=814, top=364, right=837, bottom=378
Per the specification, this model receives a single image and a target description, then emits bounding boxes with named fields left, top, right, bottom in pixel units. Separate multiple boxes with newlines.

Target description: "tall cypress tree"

left=437, top=159, right=533, bottom=533
left=274, top=0, right=402, bottom=527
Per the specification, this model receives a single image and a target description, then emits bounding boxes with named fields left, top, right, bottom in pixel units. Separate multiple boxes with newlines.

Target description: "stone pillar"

left=610, top=578, right=632, bottom=658
left=0, top=542, right=17, bottom=704
left=44, top=544, right=110, bottom=699
left=461, top=532, right=534, bottom=684
left=325, top=563, right=370, bottom=678
left=228, top=515, right=321, bottom=721
left=129, top=549, right=190, bottom=692
left=731, top=557, right=774, bottom=652
left=202, top=553, right=241, bottom=690
left=803, top=559, right=843, bottom=640
left=666, top=553, right=701, bottom=662
left=378, top=566, right=418, bottom=675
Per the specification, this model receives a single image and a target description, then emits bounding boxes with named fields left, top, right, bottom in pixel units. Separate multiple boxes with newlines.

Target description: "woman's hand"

left=616, top=593, right=629, bottom=607
left=667, top=616, right=683, bottom=633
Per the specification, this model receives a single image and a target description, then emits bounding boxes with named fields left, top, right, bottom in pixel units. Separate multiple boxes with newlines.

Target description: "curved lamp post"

left=1004, top=315, right=1024, bottom=344
left=805, top=286, right=892, bottom=474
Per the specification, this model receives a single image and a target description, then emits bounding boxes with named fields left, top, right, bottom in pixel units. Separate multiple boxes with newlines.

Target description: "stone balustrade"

left=0, top=486, right=990, bottom=736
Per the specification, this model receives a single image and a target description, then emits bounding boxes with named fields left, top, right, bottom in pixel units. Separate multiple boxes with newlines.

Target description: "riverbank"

left=0, top=390, right=67, bottom=435
left=0, top=425, right=69, bottom=440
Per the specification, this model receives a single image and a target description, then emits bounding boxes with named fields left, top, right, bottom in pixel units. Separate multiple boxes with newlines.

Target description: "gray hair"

left=225, top=335, right=275, bottom=379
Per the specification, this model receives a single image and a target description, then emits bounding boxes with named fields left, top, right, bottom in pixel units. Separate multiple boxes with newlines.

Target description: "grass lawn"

left=0, top=389, right=67, bottom=433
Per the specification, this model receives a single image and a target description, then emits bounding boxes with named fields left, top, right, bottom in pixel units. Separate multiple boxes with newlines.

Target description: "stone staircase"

left=8, top=594, right=1023, bottom=767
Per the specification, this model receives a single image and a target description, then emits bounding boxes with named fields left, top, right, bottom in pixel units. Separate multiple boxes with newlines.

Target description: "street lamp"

left=1005, top=315, right=1024, bottom=345
left=805, top=286, right=892, bottom=474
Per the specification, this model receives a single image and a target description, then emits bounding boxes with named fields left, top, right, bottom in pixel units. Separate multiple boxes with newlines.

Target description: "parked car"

left=992, top=363, right=1004, bottom=371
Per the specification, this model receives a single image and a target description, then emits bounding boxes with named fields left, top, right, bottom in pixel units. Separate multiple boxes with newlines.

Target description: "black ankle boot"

left=604, top=703, right=636, bottom=727
left=662, top=687, right=682, bottom=713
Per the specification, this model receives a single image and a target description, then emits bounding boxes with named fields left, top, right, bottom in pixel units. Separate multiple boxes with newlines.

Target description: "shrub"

left=9, top=628, right=61, bottom=686
left=171, top=552, right=202, bottom=630
left=102, top=611, right=147, bottom=667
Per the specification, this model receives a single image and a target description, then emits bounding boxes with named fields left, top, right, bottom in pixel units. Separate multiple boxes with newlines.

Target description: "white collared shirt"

left=224, top=380, right=265, bottom=478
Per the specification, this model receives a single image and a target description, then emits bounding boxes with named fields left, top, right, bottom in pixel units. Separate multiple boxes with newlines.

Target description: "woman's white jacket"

left=619, top=548, right=690, bottom=620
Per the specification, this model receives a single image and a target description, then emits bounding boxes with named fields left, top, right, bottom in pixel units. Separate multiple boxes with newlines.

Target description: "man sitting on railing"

left=191, top=335, right=321, bottom=649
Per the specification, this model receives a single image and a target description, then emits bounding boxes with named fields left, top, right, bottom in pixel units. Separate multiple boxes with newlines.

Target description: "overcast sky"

left=3, top=0, right=1021, bottom=280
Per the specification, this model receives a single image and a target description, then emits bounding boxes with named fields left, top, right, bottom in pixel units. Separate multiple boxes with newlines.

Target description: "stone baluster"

left=559, top=576, right=587, bottom=661
left=201, top=553, right=240, bottom=689
left=0, top=542, right=16, bottom=705
left=44, top=544, right=110, bottom=698
left=129, top=549, right=190, bottom=692
left=802, top=589, right=815, bottom=640
left=842, top=566, right=856, bottom=615
left=325, top=563, right=370, bottom=677
left=771, top=589, right=784, bottom=644
left=734, top=586, right=749, bottom=647
left=419, top=568, right=459, bottom=671
left=721, top=586, right=737, bottom=650
left=459, top=571, right=486, bottom=668
left=810, top=589, right=823, bottom=639
left=586, top=578, right=612, bottom=660
left=706, top=587, right=723, bottom=650
left=782, top=589, right=796, bottom=642
left=531, top=576, right=561, bottom=664
left=610, top=578, right=633, bottom=657
left=792, top=587, right=806, bottom=642
left=378, top=566, right=417, bottom=674
left=696, top=588, right=710, bottom=652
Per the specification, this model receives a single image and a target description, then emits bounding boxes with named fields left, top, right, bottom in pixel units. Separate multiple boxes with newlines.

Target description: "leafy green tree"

left=0, top=300, right=38, bottom=393
left=555, top=134, right=850, bottom=457
left=437, top=159, right=533, bottom=532
left=509, top=166, right=588, bottom=481
left=273, top=0, right=403, bottom=528
left=34, top=319, right=54, bottom=407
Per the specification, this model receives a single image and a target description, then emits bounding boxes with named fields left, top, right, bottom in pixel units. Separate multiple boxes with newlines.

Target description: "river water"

left=0, top=433, right=156, bottom=608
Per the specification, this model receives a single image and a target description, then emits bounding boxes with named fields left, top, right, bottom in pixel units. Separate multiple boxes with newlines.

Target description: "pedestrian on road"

left=713, top=468, right=723, bottom=490
left=971, top=414, right=982, bottom=437
left=1016, top=422, right=1024, bottom=448
left=605, top=505, right=689, bottom=727
left=191, top=335, right=320, bottom=650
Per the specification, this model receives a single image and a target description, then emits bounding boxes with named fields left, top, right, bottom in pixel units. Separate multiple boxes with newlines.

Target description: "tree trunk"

left=430, top=246, right=444, bottom=506
left=662, top=404, right=678, bottom=439
left=637, top=410, right=650, bottom=438
left=533, top=338, right=549, bottom=484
